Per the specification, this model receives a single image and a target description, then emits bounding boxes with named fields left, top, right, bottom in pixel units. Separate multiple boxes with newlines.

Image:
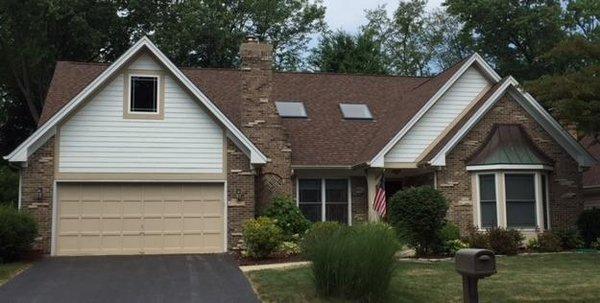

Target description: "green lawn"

left=246, top=253, right=600, bottom=303
left=0, top=262, right=28, bottom=286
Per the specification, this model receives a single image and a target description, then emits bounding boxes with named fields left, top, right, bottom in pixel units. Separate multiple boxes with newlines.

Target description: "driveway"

left=0, top=254, right=259, bottom=303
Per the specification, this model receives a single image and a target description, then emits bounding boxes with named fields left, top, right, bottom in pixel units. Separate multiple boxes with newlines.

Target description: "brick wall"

left=351, top=176, right=369, bottom=223
left=437, top=95, right=583, bottom=233
left=240, top=39, right=293, bottom=212
left=20, top=137, right=55, bottom=253
left=226, top=139, right=256, bottom=250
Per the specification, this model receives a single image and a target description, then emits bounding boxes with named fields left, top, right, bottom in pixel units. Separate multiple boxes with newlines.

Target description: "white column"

left=366, top=169, right=382, bottom=222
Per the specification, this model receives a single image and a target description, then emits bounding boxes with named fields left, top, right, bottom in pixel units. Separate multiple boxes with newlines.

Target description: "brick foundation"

left=437, top=95, right=584, bottom=233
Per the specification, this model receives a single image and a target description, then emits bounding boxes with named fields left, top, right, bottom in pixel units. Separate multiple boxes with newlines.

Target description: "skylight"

left=340, top=103, right=373, bottom=120
left=275, top=101, right=307, bottom=118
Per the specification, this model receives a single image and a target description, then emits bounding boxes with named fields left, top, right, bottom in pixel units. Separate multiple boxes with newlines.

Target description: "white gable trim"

left=369, top=53, right=501, bottom=167
left=429, top=77, right=596, bottom=167
left=4, top=37, right=267, bottom=165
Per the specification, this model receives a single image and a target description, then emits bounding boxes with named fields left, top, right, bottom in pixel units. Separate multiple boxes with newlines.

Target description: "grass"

left=246, top=253, right=600, bottom=302
left=0, top=262, right=28, bottom=286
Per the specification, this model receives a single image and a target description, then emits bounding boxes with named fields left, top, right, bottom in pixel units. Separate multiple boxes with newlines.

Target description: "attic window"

left=340, top=103, right=372, bottom=120
left=130, top=76, right=158, bottom=113
left=275, top=101, right=307, bottom=118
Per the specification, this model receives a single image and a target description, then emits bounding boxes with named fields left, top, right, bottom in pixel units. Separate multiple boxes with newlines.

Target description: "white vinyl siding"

left=385, top=67, right=491, bottom=163
left=129, top=54, right=162, bottom=70
left=59, top=57, right=223, bottom=174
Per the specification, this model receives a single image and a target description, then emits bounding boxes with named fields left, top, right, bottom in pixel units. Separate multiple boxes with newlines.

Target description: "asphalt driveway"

left=0, top=254, right=259, bottom=303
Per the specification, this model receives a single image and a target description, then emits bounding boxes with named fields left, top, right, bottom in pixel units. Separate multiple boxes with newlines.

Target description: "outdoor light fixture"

left=37, top=187, right=43, bottom=202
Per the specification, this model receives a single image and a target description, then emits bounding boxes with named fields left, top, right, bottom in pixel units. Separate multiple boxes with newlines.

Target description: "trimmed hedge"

left=0, top=206, right=37, bottom=263
left=242, top=217, right=283, bottom=259
left=388, top=186, right=449, bottom=256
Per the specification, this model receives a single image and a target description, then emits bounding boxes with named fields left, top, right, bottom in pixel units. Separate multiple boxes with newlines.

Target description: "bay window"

left=297, top=178, right=351, bottom=225
left=475, top=171, right=549, bottom=230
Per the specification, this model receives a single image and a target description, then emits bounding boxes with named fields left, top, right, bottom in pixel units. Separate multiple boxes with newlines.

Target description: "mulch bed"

left=231, top=252, right=306, bottom=266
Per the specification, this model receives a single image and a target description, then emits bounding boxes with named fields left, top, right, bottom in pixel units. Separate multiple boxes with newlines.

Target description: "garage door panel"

left=57, top=182, right=224, bottom=256
left=144, top=200, right=164, bottom=215
left=102, top=218, right=123, bottom=232
left=102, top=201, right=122, bottom=216
left=123, top=201, right=142, bottom=215
left=60, top=201, right=80, bottom=216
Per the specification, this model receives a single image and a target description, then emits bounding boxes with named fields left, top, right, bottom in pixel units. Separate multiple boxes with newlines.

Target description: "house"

left=582, top=137, right=600, bottom=209
left=5, top=37, right=596, bottom=256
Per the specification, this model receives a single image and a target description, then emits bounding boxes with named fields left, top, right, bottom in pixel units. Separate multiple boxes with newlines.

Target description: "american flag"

left=373, top=175, right=387, bottom=217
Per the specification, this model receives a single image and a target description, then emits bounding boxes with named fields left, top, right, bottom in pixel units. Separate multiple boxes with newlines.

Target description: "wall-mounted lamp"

left=37, top=187, right=43, bottom=202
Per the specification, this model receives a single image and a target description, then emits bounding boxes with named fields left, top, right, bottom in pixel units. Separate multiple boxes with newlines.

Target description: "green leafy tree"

left=526, top=37, right=600, bottom=140
left=309, top=30, right=388, bottom=74
left=445, top=0, right=566, bottom=81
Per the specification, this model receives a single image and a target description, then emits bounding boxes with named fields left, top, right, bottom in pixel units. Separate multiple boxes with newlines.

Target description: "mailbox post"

left=455, top=249, right=496, bottom=303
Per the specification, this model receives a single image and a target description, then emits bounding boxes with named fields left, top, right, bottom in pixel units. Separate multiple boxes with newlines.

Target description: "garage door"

left=56, top=183, right=225, bottom=256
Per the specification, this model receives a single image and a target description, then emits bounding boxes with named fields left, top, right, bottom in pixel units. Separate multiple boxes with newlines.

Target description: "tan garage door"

left=56, top=182, right=224, bottom=256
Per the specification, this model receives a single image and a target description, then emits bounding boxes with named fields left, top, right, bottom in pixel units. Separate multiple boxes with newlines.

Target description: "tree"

left=362, top=1, right=463, bottom=76
left=309, top=30, right=388, bottom=74
left=445, top=0, right=566, bottom=81
left=365, top=1, right=438, bottom=76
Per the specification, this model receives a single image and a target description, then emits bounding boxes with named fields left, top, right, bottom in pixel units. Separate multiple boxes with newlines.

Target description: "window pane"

left=299, top=179, right=321, bottom=202
left=505, top=174, right=536, bottom=228
left=479, top=174, right=497, bottom=228
left=505, top=174, right=535, bottom=200
left=325, top=179, right=348, bottom=224
left=326, top=204, right=348, bottom=224
left=299, top=179, right=322, bottom=222
left=299, top=204, right=321, bottom=223
left=325, top=179, right=347, bottom=202
left=131, top=76, right=158, bottom=112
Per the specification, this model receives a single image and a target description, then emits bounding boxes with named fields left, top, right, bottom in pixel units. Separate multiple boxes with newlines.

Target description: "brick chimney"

left=240, top=36, right=293, bottom=211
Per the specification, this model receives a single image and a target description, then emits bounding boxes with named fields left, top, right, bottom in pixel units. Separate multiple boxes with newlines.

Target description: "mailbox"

left=455, top=248, right=496, bottom=278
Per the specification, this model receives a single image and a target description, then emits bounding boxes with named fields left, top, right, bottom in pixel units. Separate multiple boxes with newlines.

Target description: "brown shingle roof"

left=39, top=59, right=469, bottom=166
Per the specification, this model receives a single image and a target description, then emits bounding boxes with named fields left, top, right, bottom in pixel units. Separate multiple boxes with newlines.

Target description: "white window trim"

left=474, top=171, right=548, bottom=232
left=296, top=178, right=353, bottom=225
left=127, top=73, right=161, bottom=115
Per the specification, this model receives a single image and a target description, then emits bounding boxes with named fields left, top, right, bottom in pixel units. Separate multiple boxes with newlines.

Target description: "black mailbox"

left=455, top=248, right=496, bottom=278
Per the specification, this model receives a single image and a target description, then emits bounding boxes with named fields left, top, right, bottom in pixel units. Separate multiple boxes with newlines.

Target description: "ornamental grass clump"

left=302, top=222, right=399, bottom=302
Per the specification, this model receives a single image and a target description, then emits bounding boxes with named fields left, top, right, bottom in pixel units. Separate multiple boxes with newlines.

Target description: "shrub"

left=388, top=186, right=449, bottom=256
left=440, top=222, right=460, bottom=241
left=0, top=206, right=37, bottom=263
left=463, top=226, right=489, bottom=249
left=305, top=223, right=399, bottom=302
left=529, top=232, right=562, bottom=252
left=301, top=221, right=345, bottom=256
left=527, top=238, right=540, bottom=251
left=576, top=208, right=600, bottom=248
left=591, top=237, right=600, bottom=250
left=440, top=223, right=464, bottom=255
left=553, top=228, right=583, bottom=250
left=264, top=196, right=311, bottom=240
left=444, top=239, right=469, bottom=255
left=487, top=228, right=524, bottom=255
left=277, top=241, right=301, bottom=257
left=242, top=217, right=283, bottom=259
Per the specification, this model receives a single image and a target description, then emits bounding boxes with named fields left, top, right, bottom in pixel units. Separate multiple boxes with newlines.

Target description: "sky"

left=322, top=0, right=444, bottom=33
